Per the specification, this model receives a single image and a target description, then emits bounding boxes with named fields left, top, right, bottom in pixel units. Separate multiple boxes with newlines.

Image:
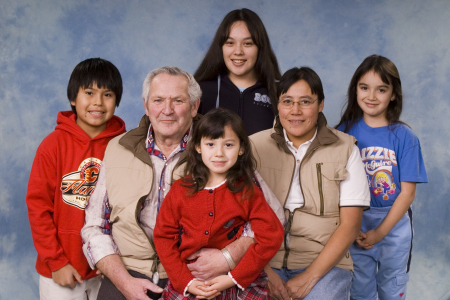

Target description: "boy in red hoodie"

left=26, top=58, right=126, bottom=299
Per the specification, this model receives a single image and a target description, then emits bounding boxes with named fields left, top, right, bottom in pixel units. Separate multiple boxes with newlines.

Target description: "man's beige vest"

left=103, top=115, right=191, bottom=279
left=250, top=113, right=356, bottom=271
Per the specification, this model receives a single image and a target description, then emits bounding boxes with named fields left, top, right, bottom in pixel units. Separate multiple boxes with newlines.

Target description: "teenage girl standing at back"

left=336, top=55, right=428, bottom=300
left=194, top=8, right=281, bottom=135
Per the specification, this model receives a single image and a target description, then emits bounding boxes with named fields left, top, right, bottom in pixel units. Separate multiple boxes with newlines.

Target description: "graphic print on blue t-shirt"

left=337, top=118, right=428, bottom=207
left=361, top=146, right=397, bottom=201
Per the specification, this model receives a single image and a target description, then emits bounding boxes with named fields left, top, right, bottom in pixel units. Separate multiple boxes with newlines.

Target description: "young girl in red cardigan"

left=154, top=108, right=284, bottom=299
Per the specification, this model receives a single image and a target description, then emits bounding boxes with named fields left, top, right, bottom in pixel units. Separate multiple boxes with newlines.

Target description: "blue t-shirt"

left=337, top=118, right=428, bottom=207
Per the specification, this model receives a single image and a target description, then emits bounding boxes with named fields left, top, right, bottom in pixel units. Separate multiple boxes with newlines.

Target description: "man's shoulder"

left=108, top=132, right=127, bottom=146
left=104, top=132, right=132, bottom=161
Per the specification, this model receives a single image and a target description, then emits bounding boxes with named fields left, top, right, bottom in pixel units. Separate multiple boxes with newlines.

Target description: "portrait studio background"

left=1, top=1, right=449, bottom=299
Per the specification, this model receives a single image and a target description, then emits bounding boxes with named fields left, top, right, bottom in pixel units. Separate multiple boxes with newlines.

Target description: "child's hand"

left=52, top=263, right=84, bottom=288
left=187, top=280, right=221, bottom=299
left=356, top=229, right=385, bottom=249
left=355, top=231, right=369, bottom=248
left=203, top=275, right=235, bottom=293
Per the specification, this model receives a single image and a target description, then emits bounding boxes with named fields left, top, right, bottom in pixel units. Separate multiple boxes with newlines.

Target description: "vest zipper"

left=282, top=155, right=296, bottom=269
left=316, top=163, right=324, bottom=216
left=283, top=210, right=294, bottom=268
left=282, top=144, right=322, bottom=268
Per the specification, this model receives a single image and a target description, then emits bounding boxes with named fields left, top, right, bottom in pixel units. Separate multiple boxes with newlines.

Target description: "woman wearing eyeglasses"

left=250, top=67, right=370, bottom=300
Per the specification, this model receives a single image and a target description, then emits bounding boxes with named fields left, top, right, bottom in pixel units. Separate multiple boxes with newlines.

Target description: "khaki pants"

left=39, top=275, right=101, bottom=300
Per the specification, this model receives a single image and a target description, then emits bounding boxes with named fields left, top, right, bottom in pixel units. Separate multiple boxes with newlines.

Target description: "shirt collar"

left=283, top=127, right=318, bottom=151
left=146, top=124, right=191, bottom=160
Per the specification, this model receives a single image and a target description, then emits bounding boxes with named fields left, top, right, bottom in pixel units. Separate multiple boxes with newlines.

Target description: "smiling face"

left=195, top=125, right=243, bottom=187
left=278, top=80, right=324, bottom=148
left=222, top=21, right=259, bottom=87
left=144, top=73, right=199, bottom=144
left=70, top=82, right=116, bottom=138
left=357, top=70, right=396, bottom=127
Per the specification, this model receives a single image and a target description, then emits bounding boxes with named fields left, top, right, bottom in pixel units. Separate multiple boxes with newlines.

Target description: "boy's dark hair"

left=275, top=67, right=324, bottom=115
left=183, top=108, right=256, bottom=198
left=194, top=8, right=281, bottom=112
left=67, top=58, right=123, bottom=114
left=336, top=54, right=405, bottom=132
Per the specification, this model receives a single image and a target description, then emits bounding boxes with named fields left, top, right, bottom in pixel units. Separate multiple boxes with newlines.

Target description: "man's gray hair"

left=142, top=66, right=202, bottom=105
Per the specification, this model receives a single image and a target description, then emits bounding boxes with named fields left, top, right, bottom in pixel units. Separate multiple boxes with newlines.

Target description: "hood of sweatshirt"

left=55, top=111, right=126, bottom=143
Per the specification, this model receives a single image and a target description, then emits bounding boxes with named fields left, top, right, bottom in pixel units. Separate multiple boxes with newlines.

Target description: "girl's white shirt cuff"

left=184, top=278, right=197, bottom=296
left=228, top=272, right=244, bottom=291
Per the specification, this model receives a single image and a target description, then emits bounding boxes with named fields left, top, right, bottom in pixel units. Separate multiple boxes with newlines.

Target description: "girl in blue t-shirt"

left=336, top=55, right=427, bottom=300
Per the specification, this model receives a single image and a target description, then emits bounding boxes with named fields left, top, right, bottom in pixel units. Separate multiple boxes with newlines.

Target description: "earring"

left=197, top=150, right=201, bottom=154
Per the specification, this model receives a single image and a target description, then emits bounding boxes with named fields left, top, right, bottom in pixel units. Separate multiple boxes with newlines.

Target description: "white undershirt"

left=283, top=128, right=370, bottom=212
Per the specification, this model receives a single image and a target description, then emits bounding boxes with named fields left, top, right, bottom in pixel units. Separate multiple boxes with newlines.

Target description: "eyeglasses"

left=278, top=98, right=318, bottom=109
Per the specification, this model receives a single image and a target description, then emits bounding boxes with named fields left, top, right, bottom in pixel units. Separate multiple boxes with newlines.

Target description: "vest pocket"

left=320, top=162, right=348, bottom=182
left=317, top=162, right=347, bottom=214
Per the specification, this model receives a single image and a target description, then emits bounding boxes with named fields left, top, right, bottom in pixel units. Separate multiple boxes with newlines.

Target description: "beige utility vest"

left=251, top=114, right=356, bottom=271
left=104, top=133, right=186, bottom=279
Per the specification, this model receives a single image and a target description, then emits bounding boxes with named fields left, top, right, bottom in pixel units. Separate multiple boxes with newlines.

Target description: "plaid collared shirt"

left=144, top=124, right=190, bottom=215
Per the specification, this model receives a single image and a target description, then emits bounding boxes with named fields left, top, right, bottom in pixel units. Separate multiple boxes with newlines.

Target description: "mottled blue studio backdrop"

left=1, top=1, right=448, bottom=299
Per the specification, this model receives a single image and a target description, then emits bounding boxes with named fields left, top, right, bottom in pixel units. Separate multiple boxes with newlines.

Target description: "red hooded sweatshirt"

left=26, top=111, right=126, bottom=279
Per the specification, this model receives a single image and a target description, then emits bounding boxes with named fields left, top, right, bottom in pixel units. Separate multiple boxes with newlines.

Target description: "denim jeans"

left=273, top=266, right=352, bottom=300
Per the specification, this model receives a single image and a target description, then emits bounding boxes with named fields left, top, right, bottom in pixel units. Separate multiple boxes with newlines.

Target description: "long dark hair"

left=336, top=54, right=405, bottom=132
left=194, top=8, right=281, bottom=112
left=183, top=108, right=256, bottom=198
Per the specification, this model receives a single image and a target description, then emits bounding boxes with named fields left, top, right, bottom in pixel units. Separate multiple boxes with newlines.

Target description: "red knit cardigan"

left=154, top=179, right=284, bottom=293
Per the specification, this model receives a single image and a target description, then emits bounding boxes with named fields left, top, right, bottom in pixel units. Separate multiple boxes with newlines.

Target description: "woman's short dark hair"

left=183, top=108, right=256, bottom=198
left=276, top=67, right=324, bottom=114
left=194, top=8, right=281, bottom=112
left=336, top=54, right=404, bottom=132
left=67, top=58, right=123, bottom=114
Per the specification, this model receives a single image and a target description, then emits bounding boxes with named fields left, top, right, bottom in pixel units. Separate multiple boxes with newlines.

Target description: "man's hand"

left=187, top=237, right=254, bottom=281
left=285, top=269, right=320, bottom=299
left=52, top=263, right=84, bottom=288
left=265, top=265, right=289, bottom=300
left=117, top=277, right=163, bottom=300
left=186, top=248, right=228, bottom=280
left=96, top=254, right=163, bottom=300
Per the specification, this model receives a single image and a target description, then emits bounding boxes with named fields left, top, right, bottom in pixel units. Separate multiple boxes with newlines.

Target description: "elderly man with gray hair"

left=81, top=67, right=284, bottom=300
